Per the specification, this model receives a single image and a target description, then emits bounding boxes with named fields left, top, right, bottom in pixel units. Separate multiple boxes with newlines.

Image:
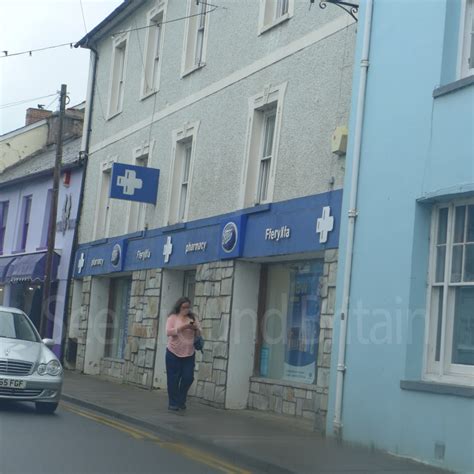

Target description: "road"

left=0, top=400, right=250, bottom=474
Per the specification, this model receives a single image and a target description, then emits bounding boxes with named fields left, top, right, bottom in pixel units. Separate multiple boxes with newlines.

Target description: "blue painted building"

left=327, top=1, right=474, bottom=472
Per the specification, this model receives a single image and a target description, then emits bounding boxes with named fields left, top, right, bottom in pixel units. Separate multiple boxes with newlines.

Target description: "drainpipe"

left=333, top=0, right=374, bottom=437
left=60, top=44, right=98, bottom=363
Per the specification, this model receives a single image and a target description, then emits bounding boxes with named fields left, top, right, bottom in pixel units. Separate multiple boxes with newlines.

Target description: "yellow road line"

left=63, top=404, right=161, bottom=442
left=160, top=442, right=251, bottom=474
left=62, top=403, right=251, bottom=474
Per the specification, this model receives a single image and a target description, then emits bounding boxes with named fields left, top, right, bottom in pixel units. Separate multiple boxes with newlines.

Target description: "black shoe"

left=179, top=404, right=186, bottom=410
left=168, top=405, right=179, bottom=411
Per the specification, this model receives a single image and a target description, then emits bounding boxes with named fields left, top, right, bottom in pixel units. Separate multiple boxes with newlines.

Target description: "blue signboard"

left=73, top=190, right=343, bottom=278
left=110, top=163, right=160, bottom=204
left=218, top=214, right=247, bottom=260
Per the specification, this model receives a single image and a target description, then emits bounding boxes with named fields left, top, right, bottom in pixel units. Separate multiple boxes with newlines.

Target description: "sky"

left=0, top=0, right=123, bottom=135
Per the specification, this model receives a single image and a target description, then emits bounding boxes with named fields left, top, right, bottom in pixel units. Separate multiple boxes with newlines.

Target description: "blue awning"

left=0, top=256, right=16, bottom=284
left=6, top=252, right=60, bottom=283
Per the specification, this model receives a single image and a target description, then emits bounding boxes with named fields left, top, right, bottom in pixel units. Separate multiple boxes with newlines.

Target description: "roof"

left=0, top=137, right=82, bottom=188
left=75, top=0, right=138, bottom=48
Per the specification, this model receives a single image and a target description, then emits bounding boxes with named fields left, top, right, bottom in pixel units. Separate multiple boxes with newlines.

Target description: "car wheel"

left=35, top=402, right=58, bottom=414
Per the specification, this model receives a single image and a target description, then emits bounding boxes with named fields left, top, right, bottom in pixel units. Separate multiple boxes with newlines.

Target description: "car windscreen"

left=0, top=311, right=40, bottom=343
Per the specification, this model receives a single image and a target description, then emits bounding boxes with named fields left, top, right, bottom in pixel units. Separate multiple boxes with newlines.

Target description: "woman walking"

left=165, top=296, right=201, bottom=411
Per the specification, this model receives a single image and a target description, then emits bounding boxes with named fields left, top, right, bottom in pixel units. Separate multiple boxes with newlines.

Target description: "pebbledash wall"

left=70, top=0, right=355, bottom=429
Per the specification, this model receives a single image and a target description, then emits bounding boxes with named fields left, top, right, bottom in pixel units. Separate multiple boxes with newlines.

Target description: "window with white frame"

left=241, top=83, right=286, bottom=208
left=181, top=0, right=209, bottom=75
left=460, top=0, right=474, bottom=78
left=167, top=122, right=199, bottom=225
left=142, top=3, right=166, bottom=97
left=108, top=34, right=129, bottom=117
left=425, top=201, right=474, bottom=386
left=258, top=0, right=294, bottom=35
left=94, top=161, right=114, bottom=239
left=128, top=154, right=149, bottom=233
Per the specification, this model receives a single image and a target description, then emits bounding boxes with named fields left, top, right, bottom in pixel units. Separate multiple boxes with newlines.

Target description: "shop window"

left=256, top=260, right=324, bottom=385
left=425, top=201, right=474, bottom=385
left=105, top=277, right=132, bottom=360
left=184, top=270, right=196, bottom=303
left=0, top=201, right=9, bottom=254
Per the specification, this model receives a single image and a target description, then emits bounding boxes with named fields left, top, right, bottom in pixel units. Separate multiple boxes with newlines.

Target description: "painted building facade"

left=327, top=0, right=474, bottom=472
left=0, top=110, right=84, bottom=357
left=71, top=0, right=356, bottom=429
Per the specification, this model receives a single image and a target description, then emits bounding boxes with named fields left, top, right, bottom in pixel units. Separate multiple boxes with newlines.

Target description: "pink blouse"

left=166, top=314, right=201, bottom=358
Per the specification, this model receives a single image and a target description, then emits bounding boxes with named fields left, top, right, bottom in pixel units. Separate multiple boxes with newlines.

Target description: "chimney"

left=25, top=107, right=53, bottom=126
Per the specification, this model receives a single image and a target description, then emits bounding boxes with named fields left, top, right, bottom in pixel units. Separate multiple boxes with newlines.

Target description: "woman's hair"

left=171, top=296, right=191, bottom=315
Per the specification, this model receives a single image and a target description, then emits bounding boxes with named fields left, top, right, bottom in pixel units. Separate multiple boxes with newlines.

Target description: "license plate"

left=0, top=378, right=27, bottom=389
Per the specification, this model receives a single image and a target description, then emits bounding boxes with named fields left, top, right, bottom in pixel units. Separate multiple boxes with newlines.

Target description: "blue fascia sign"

left=73, top=190, right=342, bottom=278
left=110, top=163, right=160, bottom=204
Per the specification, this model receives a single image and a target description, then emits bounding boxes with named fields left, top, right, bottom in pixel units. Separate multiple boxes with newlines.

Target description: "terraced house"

left=69, top=0, right=355, bottom=430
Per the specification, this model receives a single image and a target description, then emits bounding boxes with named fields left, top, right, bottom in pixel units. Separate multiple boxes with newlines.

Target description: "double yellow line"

left=63, top=403, right=251, bottom=474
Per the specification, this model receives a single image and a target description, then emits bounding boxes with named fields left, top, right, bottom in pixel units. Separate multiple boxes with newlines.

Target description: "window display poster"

left=284, top=261, right=323, bottom=384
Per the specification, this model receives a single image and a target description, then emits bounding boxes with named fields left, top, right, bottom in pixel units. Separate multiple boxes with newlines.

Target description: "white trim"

left=458, top=0, right=474, bottom=78
left=423, top=200, right=474, bottom=387
left=239, top=82, right=288, bottom=208
left=258, top=0, right=294, bottom=36
left=107, top=32, right=130, bottom=119
left=140, top=1, right=167, bottom=100
left=92, top=156, right=117, bottom=240
left=90, top=14, right=354, bottom=155
left=165, top=121, right=200, bottom=226
left=422, top=208, right=438, bottom=378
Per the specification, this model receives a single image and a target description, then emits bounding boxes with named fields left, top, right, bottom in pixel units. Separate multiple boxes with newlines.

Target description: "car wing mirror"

left=42, top=338, right=54, bottom=348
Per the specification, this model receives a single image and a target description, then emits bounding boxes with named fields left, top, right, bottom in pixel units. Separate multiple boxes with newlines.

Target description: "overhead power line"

left=0, top=6, right=221, bottom=59
left=0, top=93, right=58, bottom=110
left=1, top=43, right=74, bottom=59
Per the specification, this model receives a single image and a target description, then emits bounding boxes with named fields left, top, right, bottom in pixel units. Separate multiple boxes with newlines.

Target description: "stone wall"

left=75, top=276, right=91, bottom=373
left=247, top=250, right=338, bottom=432
left=122, top=269, right=162, bottom=387
left=188, top=261, right=234, bottom=407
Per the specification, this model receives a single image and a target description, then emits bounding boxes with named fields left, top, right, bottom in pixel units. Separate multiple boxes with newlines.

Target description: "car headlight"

left=37, top=360, right=62, bottom=376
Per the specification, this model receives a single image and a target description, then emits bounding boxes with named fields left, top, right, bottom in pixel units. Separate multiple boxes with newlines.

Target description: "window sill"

left=140, top=89, right=158, bottom=101
left=251, top=376, right=321, bottom=392
left=258, top=14, right=291, bottom=36
left=181, top=63, right=206, bottom=79
left=400, top=380, right=474, bottom=398
left=107, top=110, right=123, bottom=121
left=433, top=74, right=474, bottom=98
left=11, top=249, right=26, bottom=255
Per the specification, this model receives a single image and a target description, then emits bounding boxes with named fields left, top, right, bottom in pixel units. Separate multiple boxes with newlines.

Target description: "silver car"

left=0, top=306, right=63, bottom=413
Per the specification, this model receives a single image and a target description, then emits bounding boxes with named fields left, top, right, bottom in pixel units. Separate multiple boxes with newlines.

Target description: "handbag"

left=194, top=335, right=204, bottom=352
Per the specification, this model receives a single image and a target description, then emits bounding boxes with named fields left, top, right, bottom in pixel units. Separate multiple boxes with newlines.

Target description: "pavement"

left=62, top=370, right=448, bottom=474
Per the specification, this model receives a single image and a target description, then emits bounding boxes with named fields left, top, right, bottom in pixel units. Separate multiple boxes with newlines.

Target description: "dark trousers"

left=166, top=349, right=195, bottom=408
